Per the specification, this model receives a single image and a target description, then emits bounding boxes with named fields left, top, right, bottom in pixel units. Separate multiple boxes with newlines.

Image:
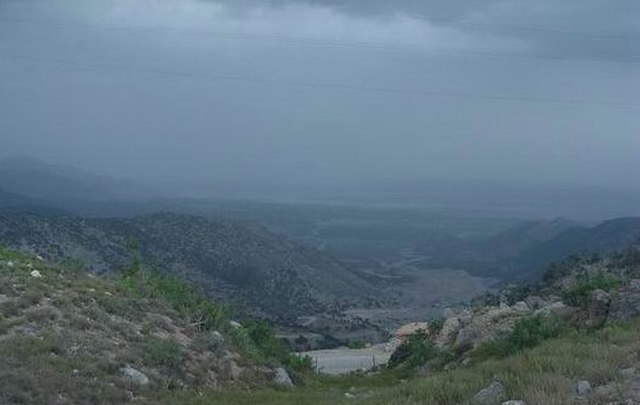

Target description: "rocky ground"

left=377, top=249, right=640, bottom=404
left=0, top=248, right=294, bottom=404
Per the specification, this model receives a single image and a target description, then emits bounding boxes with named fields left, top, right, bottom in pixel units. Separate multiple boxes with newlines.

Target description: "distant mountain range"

left=0, top=157, right=157, bottom=203
left=1, top=156, right=639, bottom=313
left=0, top=188, right=69, bottom=216
left=0, top=212, right=376, bottom=322
left=417, top=217, right=640, bottom=280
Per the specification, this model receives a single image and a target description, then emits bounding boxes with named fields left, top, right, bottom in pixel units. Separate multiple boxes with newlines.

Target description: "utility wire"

left=2, top=19, right=638, bottom=65
left=6, top=53, right=639, bottom=107
left=222, top=0, right=640, bottom=41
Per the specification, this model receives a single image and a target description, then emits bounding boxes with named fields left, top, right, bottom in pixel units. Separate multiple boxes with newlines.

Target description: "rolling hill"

left=0, top=212, right=377, bottom=322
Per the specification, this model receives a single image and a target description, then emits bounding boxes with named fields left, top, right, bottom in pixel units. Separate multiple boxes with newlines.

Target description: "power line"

left=223, top=0, right=640, bottom=41
left=6, top=53, right=639, bottom=108
left=2, top=19, right=638, bottom=65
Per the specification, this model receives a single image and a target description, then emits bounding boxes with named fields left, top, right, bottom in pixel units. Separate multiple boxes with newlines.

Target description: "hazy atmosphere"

left=2, top=0, right=639, bottom=213
left=2, top=1, right=640, bottom=403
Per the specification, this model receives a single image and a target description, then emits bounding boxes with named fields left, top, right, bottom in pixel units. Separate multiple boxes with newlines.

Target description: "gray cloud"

left=1, top=0, right=639, bottom=203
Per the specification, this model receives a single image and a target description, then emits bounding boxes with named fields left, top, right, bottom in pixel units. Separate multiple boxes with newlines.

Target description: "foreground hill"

left=0, top=248, right=295, bottom=404
left=0, top=212, right=376, bottom=322
left=3, top=247, right=639, bottom=404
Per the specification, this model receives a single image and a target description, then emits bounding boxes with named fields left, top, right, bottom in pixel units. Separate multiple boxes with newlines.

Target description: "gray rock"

left=222, top=360, right=243, bottom=380
left=609, top=280, right=640, bottom=321
left=575, top=380, right=591, bottom=396
left=525, top=296, right=545, bottom=310
left=502, top=401, right=526, bottom=405
left=211, top=331, right=224, bottom=343
left=587, top=289, right=611, bottom=326
left=474, top=381, right=505, bottom=404
left=229, top=320, right=242, bottom=329
left=512, top=301, right=529, bottom=312
left=436, top=316, right=461, bottom=347
left=120, top=365, right=149, bottom=385
left=273, top=367, right=293, bottom=388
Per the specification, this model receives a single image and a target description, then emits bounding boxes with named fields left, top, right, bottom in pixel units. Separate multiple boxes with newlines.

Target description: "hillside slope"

left=0, top=157, right=156, bottom=202
left=513, top=217, right=640, bottom=279
left=2, top=248, right=640, bottom=404
left=416, top=217, right=640, bottom=280
left=0, top=212, right=376, bottom=321
left=0, top=248, right=281, bottom=404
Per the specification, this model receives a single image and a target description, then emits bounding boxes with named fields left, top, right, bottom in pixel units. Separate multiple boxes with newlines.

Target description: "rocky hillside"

left=382, top=248, right=640, bottom=404
left=2, top=247, right=640, bottom=404
left=0, top=212, right=377, bottom=322
left=0, top=248, right=299, bottom=404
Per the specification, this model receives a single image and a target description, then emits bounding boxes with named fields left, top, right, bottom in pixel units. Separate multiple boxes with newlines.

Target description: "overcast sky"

left=1, top=0, right=639, bottom=197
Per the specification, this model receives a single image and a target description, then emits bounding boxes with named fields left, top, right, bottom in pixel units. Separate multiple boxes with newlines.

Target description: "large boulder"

left=273, top=367, right=293, bottom=388
left=435, top=317, right=461, bottom=347
left=220, top=360, right=243, bottom=380
left=454, top=310, right=517, bottom=349
left=395, top=322, right=431, bottom=339
left=609, top=279, right=640, bottom=321
left=586, top=289, right=611, bottom=327
left=575, top=380, right=591, bottom=396
left=120, top=365, right=149, bottom=385
left=511, top=301, right=530, bottom=313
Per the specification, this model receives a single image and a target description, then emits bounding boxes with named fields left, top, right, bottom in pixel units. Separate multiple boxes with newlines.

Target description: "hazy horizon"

left=1, top=0, right=639, bottom=213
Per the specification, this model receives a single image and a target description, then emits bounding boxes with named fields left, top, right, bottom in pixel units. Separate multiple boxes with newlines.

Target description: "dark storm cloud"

left=254, top=0, right=640, bottom=61
left=1, top=0, right=639, bottom=202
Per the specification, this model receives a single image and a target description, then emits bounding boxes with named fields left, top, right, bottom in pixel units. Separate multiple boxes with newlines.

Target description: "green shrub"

left=244, top=320, right=289, bottom=361
left=387, top=331, right=437, bottom=369
left=429, top=317, right=445, bottom=335
left=346, top=340, right=367, bottom=349
left=119, top=266, right=230, bottom=333
left=510, top=314, right=563, bottom=348
left=284, top=354, right=314, bottom=373
left=472, top=314, right=564, bottom=361
left=563, top=272, right=621, bottom=308
left=229, top=326, right=264, bottom=361
left=119, top=248, right=302, bottom=368
left=143, top=337, right=182, bottom=367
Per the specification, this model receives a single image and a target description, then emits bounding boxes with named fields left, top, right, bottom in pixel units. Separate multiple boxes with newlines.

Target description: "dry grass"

left=158, top=320, right=640, bottom=405
left=0, top=248, right=267, bottom=404
left=2, top=247, right=639, bottom=405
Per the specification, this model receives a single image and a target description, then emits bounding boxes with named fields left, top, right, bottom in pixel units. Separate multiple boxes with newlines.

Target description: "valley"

left=2, top=0, right=639, bottom=400
left=1, top=160, right=640, bottom=404
left=2, top=196, right=638, bottom=354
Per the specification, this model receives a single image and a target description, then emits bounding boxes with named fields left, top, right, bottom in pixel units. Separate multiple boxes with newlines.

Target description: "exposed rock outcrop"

left=273, top=367, right=294, bottom=388
left=609, top=279, right=640, bottom=321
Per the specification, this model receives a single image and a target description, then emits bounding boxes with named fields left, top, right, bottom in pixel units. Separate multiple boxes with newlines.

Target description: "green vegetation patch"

left=472, top=314, right=565, bottom=361
left=563, top=272, right=621, bottom=308
left=143, top=336, right=183, bottom=368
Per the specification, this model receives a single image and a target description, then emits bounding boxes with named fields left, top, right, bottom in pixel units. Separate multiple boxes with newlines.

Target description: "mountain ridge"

left=0, top=211, right=377, bottom=322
